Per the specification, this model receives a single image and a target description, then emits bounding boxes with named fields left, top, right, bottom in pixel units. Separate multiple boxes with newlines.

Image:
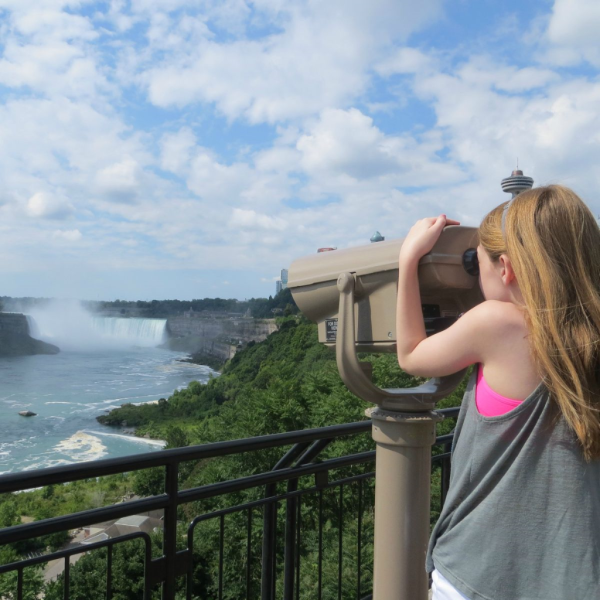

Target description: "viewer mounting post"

left=335, top=270, right=463, bottom=599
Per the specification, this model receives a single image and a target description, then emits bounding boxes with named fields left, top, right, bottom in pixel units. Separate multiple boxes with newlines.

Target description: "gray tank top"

left=427, top=369, right=600, bottom=600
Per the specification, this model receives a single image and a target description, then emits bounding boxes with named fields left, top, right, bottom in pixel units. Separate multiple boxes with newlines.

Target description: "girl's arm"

left=395, top=215, right=497, bottom=378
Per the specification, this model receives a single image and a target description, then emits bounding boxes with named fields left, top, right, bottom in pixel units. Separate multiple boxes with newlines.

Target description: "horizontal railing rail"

left=0, top=407, right=460, bottom=600
left=0, top=421, right=375, bottom=493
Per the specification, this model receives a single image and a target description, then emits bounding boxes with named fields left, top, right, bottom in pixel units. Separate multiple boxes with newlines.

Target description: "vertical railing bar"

left=338, top=484, right=343, bottom=600
left=272, top=501, right=278, bottom=600
left=144, top=535, right=153, bottom=600
left=295, top=497, right=301, bottom=600
left=64, top=556, right=70, bottom=600
left=262, top=441, right=310, bottom=600
left=163, top=461, right=179, bottom=600
left=357, top=480, right=363, bottom=600
left=17, top=567, right=23, bottom=600
left=186, top=524, right=195, bottom=600
left=261, top=489, right=276, bottom=600
left=283, top=480, right=297, bottom=599
left=106, top=545, right=113, bottom=600
left=318, top=489, right=323, bottom=600
left=246, top=508, right=253, bottom=600
left=218, top=514, right=225, bottom=600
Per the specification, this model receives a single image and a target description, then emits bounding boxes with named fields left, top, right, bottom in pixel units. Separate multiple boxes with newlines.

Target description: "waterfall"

left=90, top=317, right=167, bottom=347
left=25, top=314, right=40, bottom=338
left=26, top=301, right=167, bottom=350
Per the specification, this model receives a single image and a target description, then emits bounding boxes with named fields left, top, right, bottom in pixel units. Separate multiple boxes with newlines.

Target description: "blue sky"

left=0, top=0, right=599, bottom=301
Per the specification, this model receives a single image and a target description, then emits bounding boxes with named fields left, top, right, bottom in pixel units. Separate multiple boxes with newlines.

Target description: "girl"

left=396, top=185, right=600, bottom=600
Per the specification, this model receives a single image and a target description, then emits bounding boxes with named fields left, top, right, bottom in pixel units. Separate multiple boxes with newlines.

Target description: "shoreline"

left=177, top=352, right=226, bottom=372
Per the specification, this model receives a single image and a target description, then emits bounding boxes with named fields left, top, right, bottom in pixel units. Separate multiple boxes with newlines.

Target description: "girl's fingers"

left=426, top=216, right=460, bottom=227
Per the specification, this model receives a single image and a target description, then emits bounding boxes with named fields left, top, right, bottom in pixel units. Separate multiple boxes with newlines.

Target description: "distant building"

left=82, top=515, right=162, bottom=545
left=276, top=268, right=289, bottom=295
left=317, top=247, right=337, bottom=253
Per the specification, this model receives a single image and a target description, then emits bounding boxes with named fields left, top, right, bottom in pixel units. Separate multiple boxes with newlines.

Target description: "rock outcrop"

left=165, top=316, right=278, bottom=361
left=166, top=316, right=277, bottom=342
left=0, top=313, right=59, bottom=357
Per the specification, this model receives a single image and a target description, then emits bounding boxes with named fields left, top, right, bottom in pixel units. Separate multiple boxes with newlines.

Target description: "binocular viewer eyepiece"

left=288, top=226, right=484, bottom=410
left=462, top=247, right=479, bottom=277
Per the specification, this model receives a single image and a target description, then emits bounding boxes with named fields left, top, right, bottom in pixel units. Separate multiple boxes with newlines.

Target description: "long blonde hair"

left=479, top=185, right=600, bottom=461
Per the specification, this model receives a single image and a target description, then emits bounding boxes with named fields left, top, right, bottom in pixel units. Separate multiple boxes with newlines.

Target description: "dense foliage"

left=0, top=315, right=468, bottom=599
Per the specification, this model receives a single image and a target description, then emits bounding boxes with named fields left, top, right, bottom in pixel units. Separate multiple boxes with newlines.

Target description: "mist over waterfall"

left=26, top=300, right=167, bottom=350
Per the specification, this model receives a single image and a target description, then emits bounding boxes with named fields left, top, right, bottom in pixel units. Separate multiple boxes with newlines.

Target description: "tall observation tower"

left=501, top=167, right=534, bottom=198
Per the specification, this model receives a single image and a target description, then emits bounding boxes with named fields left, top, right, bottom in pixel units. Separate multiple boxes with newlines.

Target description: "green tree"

left=43, top=538, right=150, bottom=600
left=0, top=547, right=44, bottom=600
left=0, top=501, right=18, bottom=528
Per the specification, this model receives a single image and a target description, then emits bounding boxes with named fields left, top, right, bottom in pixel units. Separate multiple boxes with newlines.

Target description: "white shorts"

left=431, top=569, right=470, bottom=600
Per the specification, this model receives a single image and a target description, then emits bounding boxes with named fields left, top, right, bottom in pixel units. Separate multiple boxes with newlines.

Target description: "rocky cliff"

left=167, top=316, right=277, bottom=342
left=0, top=313, right=60, bottom=356
left=165, top=316, right=278, bottom=362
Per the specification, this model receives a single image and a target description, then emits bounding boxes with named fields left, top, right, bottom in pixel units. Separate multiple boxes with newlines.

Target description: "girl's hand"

left=399, top=214, right=460, bottom=264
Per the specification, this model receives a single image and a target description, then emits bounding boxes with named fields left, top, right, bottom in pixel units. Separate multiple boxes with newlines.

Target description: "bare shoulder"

left=467, top=302, right=538, bottom=397
left=465, top=300, right=529, bottom=360
left=464, top=300, right=525, bottom=329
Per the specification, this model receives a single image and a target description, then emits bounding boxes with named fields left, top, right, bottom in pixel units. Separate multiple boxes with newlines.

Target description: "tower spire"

left=501, top=165, right=533, bottom=198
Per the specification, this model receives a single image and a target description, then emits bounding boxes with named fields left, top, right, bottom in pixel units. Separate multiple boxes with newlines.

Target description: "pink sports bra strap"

left=475, top=364, right=523, bottom=417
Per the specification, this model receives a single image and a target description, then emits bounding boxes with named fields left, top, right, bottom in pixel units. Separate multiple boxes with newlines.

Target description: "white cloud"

left=296, top=107, right=464, bottom=193
left=230, top=208, right=287, bottom=231
left=11, top=8, right=97, bottom=41
left=95, top=158, right=143, bottom=202
left=140, top=0, right=444, bottom=123
left=160, top=128, right=197, bottom=175
left=544, top=0, right=600, bottom=65
left=298, top=108, right=400, bottom=179
left=456, top=58, right=558, bottom=93
left=27, top=192, right=74, bottom=219
left=0, top=3, right=110, bottom=100
left=186, top=151, right=255, bottom=203
left=0, top=100, right=109, bottom=202
left=52, top=229, right=82, bottom=242
left=408, top=58, right=600, bottom=209
left=376, top=47, right=435, bottom=76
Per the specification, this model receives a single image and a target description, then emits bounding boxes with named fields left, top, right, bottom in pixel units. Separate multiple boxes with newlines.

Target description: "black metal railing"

left=0, top=407, right=458, bottom=600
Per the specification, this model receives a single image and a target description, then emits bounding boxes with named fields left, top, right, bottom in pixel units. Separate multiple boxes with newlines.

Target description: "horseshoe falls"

left=26, top=301, right=167, bottom=351
left=90, top=316, right=167, bottom=347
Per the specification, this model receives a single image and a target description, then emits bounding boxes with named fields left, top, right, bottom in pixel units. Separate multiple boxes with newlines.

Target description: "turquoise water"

left=0, top=348, right=212, bottom=474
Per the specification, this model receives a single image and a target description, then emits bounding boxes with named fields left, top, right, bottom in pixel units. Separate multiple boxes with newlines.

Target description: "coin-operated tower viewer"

left=287, top=170, right=534, bottom=600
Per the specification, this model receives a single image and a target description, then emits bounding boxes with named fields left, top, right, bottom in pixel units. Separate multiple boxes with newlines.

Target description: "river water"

left=0, top=309, right=213, bottom=474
